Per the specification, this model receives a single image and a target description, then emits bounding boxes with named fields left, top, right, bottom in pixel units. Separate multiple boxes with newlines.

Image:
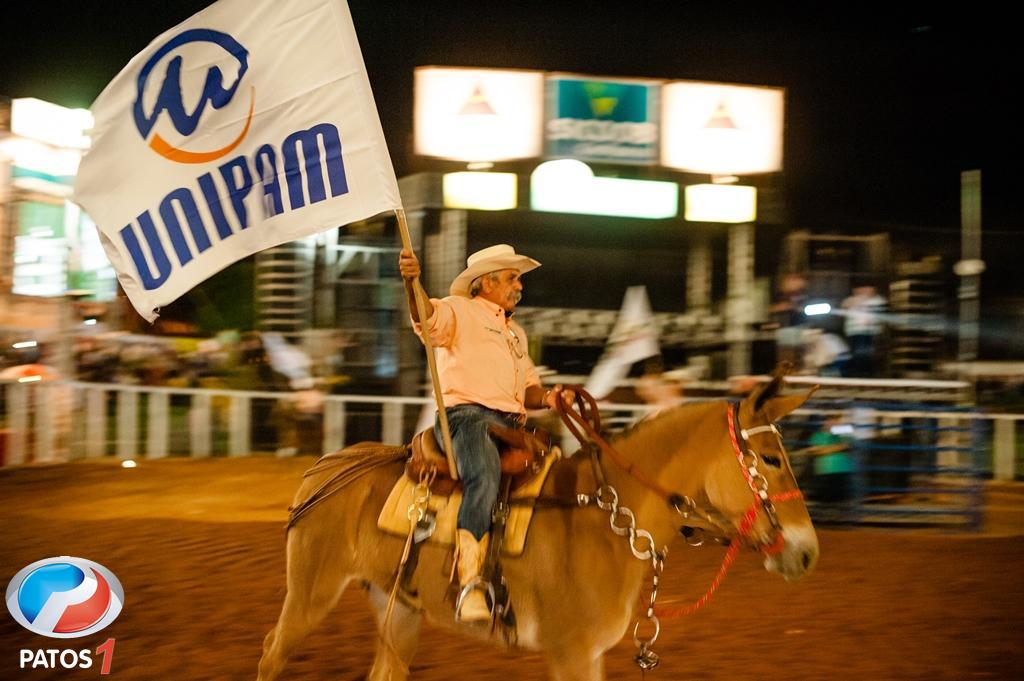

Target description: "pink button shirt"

left=414, top=296, right=541, bottom=415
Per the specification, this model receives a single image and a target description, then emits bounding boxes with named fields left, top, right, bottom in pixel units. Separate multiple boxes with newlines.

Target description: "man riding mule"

left=257, top=367, right=819, bottom=681
left=399, top=244, right=571, bottom=623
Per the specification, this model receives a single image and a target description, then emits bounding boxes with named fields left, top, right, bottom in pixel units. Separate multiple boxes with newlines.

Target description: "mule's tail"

left=287, top=442, right=408, bottom=530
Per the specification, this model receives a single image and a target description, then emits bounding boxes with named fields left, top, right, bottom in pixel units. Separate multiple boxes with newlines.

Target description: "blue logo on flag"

left=133, top=29, right=254, bottom=164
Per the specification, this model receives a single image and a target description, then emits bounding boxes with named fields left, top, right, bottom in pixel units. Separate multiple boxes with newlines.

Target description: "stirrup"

left=455, top=577, right=496, bottom=623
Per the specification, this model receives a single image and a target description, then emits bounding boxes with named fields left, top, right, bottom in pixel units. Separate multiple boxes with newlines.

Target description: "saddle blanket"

left=376, top=451, right=557, bottom=557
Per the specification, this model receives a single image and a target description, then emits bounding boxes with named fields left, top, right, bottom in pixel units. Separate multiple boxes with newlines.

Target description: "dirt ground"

left=1, top=457, right=1022, bottom=681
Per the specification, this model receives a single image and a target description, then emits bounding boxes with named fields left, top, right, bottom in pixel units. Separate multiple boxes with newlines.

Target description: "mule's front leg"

left=366, top=582, right=422, bottom=681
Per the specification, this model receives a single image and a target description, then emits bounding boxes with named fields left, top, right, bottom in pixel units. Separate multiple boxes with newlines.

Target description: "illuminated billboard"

left=661, top=81, right=784, bottom=174
left=414, top=67, right=544, bottom=162
left=545, top=74, right=660, bottom=164
left=0, top=98, right=113, bottom=299
left=12, top=200, right=116, bottom=299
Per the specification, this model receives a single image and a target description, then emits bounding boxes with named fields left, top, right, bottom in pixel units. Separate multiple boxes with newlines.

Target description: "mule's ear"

left=750, top=362, right=793, bottom=413
left=772, top=361, right=795, bottom=378
left=762, top=386, right=818, bottom=423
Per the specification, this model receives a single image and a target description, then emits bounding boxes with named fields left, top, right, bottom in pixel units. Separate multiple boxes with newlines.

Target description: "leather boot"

left=456, top=529, right=491, bottom=623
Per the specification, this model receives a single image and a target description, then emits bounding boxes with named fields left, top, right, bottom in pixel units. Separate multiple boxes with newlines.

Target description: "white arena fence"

left=1, top=379, right=1021, bottom=487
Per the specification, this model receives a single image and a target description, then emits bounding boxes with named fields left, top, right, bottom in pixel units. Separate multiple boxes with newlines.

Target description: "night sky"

left=0, top=2, right=1017, bottom=303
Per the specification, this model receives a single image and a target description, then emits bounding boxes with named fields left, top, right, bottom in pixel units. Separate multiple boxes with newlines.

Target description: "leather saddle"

left=406, top=424, right=552, bottom=496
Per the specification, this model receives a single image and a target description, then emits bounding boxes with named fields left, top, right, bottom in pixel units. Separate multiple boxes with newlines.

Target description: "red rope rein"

left=652, top=408, right=803, bottom=620
left=652, top=505, right=756, bottom=618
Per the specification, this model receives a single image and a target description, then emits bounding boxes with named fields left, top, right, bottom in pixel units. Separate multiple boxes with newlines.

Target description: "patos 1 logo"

left=7, top=557, right=123, bottom=673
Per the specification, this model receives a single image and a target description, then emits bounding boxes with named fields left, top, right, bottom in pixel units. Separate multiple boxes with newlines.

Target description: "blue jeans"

left=435, top=404, right=521, bottom=540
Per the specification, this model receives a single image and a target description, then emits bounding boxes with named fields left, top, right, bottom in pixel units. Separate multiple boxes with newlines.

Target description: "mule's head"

left=703, top=367, right=819, bottom=582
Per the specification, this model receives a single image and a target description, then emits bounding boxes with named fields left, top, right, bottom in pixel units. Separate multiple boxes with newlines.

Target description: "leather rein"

left=555, top=388, right=715, bottom=525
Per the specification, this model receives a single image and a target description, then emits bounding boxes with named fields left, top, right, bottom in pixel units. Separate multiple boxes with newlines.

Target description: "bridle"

left=554, top=391, right=805, bottom=671
left=555, top=392, right=802, bottom=544
left=726, top=402, right=805, bottom=551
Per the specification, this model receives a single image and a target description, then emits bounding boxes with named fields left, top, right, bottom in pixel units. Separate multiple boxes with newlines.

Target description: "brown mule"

left=257, top=373, right=818, bottom=681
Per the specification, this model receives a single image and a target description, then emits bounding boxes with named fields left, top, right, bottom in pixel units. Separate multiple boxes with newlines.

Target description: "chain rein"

left=557, top=391, right=721, bottom=672
left=572, top=482, right=666, bottom=671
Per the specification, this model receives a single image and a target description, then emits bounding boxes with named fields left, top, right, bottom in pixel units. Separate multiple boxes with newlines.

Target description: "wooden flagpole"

left=395, top=208, right=459, bottom=479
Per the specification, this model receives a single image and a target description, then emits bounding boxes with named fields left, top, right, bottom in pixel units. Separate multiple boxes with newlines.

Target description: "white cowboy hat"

left=449, top=244, right=541, bottom=297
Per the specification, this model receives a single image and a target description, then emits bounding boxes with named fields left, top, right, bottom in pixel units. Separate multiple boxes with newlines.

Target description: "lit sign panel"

left=0, top=138, right=83, bottom=188
left=661, top=81, right=784, bottom=174
left=414, top=67, right=544, bottom=161
left=545, top=75, right=659, bottom=164
left=10, top=98, right=92, bottom=149
left=442, top=171, right=518, bottom=210
left=684, top=184, right=757, bottom=223
left=1, top=98, right=91, bottom=196
left=530, top=159, right=677, bottom=219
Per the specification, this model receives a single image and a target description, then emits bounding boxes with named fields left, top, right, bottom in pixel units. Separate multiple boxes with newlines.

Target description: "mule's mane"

left=612, top=399, right=723, bottom=437
left=609, top=399, right=727, bottom=458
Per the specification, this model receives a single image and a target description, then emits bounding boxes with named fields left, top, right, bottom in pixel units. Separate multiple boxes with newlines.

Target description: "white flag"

left=260, top=332, right=312, bottom=387
left=73, top=0, right=401, bottom=322
left=584, top=286, right=660, bottom=399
